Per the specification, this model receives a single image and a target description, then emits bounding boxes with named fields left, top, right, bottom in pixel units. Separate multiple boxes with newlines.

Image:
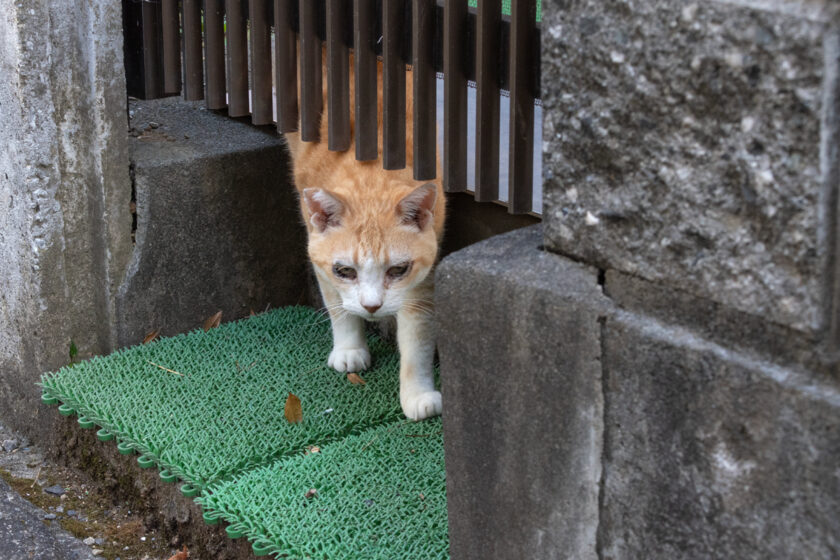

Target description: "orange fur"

left=285, top=50, right=445, bottom=420
left=286, top=52, right=446, bottom=245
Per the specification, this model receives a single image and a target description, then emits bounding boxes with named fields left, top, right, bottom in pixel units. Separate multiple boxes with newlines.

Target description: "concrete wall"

left=439, top=0, right=840, bottom=558
left=0, top=3, right=309, bottom=448
left=0, top=0, right=132, bottom=442
left=117, top=99, right=309, bottom=346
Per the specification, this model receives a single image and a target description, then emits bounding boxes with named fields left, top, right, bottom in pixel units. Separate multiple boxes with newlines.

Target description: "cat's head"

left=302, top=182, right=441, bottom=319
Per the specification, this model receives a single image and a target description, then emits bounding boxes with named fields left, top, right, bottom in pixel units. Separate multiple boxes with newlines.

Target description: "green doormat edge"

left=38, top=306, right=449, bottom=559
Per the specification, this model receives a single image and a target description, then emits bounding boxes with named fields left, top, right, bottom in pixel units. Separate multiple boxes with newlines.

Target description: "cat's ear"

left=397, top=183, right=437, bottom=231
left=302, top=188, right=345, bottom=232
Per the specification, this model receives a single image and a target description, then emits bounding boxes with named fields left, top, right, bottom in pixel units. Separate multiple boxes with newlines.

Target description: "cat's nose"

left=363, top=303, right=382, bottom=314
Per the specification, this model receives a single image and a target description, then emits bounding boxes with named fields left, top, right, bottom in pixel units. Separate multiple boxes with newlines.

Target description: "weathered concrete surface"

left=542, top=0, right=827, bottom=333
left=437, top=225, right=607, bottom=560
left=0, top=478, right=98, bottom=560
left=0, top=0, right=132, bottom=442
left=600, top=311, right=840, bottom=559
left=437, top=225, right=840, bottom=559
left=604, top=269, right=830, bottom=376
left=116, top=98, right=309, bottom=345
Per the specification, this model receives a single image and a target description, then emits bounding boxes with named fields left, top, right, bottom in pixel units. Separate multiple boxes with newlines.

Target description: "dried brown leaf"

left=304, top=488, right=318, bottom=499
left=203, top=311, right=222, bottom=332
left=305, top=445, right=320, bottom=455
left=347, top=373, right=366, bottom=385
left=167, top=545, right=189, bottom=560
left=142, top=328, right=161, bottom=344
left=284, top=392, right=303, bottom=424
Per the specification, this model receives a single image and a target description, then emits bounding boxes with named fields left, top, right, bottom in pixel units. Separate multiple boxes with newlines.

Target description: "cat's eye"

left=387, top=263, right=411, bottom=279
left=332, top=264, right=357, bottom=280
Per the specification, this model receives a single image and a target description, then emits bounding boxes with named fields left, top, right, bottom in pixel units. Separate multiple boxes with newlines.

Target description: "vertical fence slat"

left=327, top=0, right=351, bottom=151
left=300, top=1, right=322, bottom=141
left=204, top=0, right=226, bottom=109
left=383, top=0, right=406, bottom=170
left=161, top=0, right=181, bottom=96
left=249, top=0, right=273, bottom=124
left=182, top=0, right=204, bottom=101
left=443, top=0, right=468, bottom=192
left=122, top=0, right=163, bottom=99
left=275, top=0, right=298, bottom=132
left=353, top=0, right=377, bottom=160
left=508, top=0, right=536, bottom=214
left=475, top=0, right=500, bottom=201
left=412, top=0, right=436, bottom=180
left=143, top=0, right=163, bottom=98
left=226, top=0, right=249, bottom=117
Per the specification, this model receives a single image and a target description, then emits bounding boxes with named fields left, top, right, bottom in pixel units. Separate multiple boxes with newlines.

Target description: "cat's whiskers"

left=308, top=302, right=350, bottom=327
left=400, top=298, right=435, bottom=317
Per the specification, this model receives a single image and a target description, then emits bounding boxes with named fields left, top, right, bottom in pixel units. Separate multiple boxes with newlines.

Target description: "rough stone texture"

left=600, top=310, right=840, bottom=559
left=604, top=269, right=830, bottom=376
left=437, top=224, right=840, bottom=559
left=541, top=0, right=827, bottom=332
left=0, top=478, right=97, bottom=560
left=0, top=0, right=132, bottom=441
left=436, top=225, right=607, bottom=560
left=116, top=99, right=309, bottom=345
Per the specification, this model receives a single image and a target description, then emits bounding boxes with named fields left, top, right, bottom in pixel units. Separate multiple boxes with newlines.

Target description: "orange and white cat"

left=285, top=56, right=445, bottom=421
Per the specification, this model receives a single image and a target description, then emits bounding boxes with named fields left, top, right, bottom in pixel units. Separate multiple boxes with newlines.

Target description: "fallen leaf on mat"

left=142, top=328, right=160, bottom=344
left=305, top=488, right=318, bottom=499
left=347, top=373, right=366, bottom=385
left=305, top=445, right=320, bottom=454
left=285, top=392, right=303, bottom=423
left=203, top=311, right=222, bottom=331
left=167, top=545, right=189, bottom=560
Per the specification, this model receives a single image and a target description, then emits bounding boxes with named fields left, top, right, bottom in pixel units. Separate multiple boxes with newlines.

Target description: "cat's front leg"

left=397, top=282, right=442, bottom=421
left=317, top=274, right=371, bottom=372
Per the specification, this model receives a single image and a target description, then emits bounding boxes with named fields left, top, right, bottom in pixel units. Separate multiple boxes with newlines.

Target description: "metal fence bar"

left=162, top=0, right=181, bottom=96
left=249, top=0, right=273, bottom=124
left=182, top=0, right=204, bottom=100
left=474, top=0, right=500, bottom=202
left=327, top=0, right=351, bottom=151
left=508, top=0, right=536, bottom=214
left=275, top=0, right=299, bottom=132
left=412, top=0, right=436, bottom=181
left=383, top=0, right=406, bottom=170
left=300, top=1, right=322, bottom=141
left=204, top=0, right=227, bottom=109
left=122, top=0, right=163, bottom=99
left=226, top=0, right=250, bottom=116
left=443, top=0, right=467, bottom=192
left=121, top=0, right=540, bottom=213
left=353, top=0, right=377, bottom=161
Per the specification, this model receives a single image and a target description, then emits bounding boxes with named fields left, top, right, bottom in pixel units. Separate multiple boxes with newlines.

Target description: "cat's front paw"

left=401, top=390, right=442, bottom=421
left=328, top=347, right=371, bottom=372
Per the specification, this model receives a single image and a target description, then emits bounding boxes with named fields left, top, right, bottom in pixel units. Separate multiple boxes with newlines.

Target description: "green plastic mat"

left=198, top=418, right=447, bottom=559
left=469, top=0, right=543, bottom=22
left=40, top=306, right=448, bottom=558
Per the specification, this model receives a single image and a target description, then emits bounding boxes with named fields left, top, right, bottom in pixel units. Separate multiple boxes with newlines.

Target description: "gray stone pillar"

left=0, top=0, right=132, bottom=439
left=437, top=226, right=607, bottom=560
left=439, top=0, right=840, bottom=558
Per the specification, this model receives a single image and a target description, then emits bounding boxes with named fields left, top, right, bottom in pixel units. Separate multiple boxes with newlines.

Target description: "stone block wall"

left=0, top=0, right=132, bottom=442
left=0, top=2, right=309, bottom=447
left=439, top=1, right=840, bottom=558
left=542, top=0, right=831, bottom=335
